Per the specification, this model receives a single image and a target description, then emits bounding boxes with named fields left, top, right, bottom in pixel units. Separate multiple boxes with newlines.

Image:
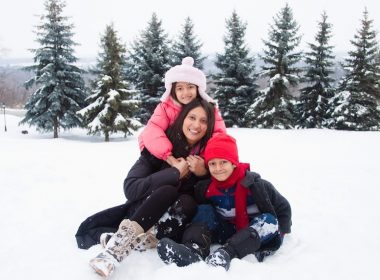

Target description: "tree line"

left=19, top=0, right=380, bottom=140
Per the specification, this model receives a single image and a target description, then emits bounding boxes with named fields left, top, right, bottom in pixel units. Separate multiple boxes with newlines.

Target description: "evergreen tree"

left=212, top=10, right=258, bottom=127
left=125, top=13, right=172, bottom=124
left=246, top=3, right=302, bottom=129
left=297, top=11, right=335, bottom=128
left=376, top=50, right=380, bottom=65
left=326, top=8, right=380, bottom=131
left=78, top=24, right=141, bottom=142
left=20, top=0, right=86, bottom=138
left=172, top=17, right=206, bottom=69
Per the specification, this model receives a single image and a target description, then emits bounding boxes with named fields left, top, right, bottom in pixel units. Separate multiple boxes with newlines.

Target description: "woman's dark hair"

left=170, top=82, right=201, bottom=104
left=166, top=98, right=215, bottom=158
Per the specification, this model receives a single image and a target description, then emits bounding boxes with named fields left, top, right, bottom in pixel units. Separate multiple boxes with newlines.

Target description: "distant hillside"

left=0, top=52, right=348, bottom=107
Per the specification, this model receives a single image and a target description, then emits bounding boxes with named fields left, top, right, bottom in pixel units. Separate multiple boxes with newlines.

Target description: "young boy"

left=157, top=134, right=292, bottom=270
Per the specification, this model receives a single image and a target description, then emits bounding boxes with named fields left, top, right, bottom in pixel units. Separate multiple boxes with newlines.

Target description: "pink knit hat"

left=160, top=57, right=215, bottom=103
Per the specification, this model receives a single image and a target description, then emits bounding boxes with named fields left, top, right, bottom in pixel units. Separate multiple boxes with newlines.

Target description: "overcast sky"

left=1, top=0, right=380, bottom=59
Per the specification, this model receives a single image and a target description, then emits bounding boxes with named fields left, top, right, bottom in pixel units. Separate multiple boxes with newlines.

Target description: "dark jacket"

left=75, top=148, right=208, bottom=249
left=75, top=202, right=132, bottom=249
left=123, top=148, right=181, bottom=202
left=194, top=171, right=292, bottom=234
left=123, top=148, right=205, bottom=201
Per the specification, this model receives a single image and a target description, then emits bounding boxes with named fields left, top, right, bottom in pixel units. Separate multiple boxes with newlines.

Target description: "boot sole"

left=89, top=253, right=116, bottom=278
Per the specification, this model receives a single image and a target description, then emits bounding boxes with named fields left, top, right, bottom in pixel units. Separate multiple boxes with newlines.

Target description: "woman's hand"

left=171, top=157, right=190, bottom=179
left=186, top=155, right=208, bottom=177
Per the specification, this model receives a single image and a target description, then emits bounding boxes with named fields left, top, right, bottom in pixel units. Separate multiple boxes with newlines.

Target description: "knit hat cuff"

left=205, top=147, right=239, bottom=166
left=160, top=57, right=215, bottom=104
left=204, top=134, right=239, bottom=166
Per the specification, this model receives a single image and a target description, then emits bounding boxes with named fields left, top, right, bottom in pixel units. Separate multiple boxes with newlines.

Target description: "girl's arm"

left=138, top=102, right=175, bottom=160
left=213, top=107, right=227, bottom=134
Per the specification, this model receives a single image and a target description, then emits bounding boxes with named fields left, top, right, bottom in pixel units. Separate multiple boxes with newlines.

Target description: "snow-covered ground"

left=1, top=113, right=380, bottom=280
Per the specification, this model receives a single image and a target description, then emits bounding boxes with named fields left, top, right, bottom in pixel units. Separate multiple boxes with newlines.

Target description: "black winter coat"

left=75, top=148, right=208, bottom=249
left=194, top=171, right=292, bottom=234
left=123, top=148, right=205, bottom=201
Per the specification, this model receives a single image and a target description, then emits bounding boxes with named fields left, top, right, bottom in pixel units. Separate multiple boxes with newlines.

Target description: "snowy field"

left=1, top=113, right=380, bottom=280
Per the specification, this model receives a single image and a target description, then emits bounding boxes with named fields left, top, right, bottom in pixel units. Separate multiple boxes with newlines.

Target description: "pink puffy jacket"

left=138, top=97, right=226, bottom=160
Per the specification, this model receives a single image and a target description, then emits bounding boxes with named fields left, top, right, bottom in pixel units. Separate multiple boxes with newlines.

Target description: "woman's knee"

left=166, top=194, right=197, bottom=222
left=176, top=194, right=197, bottom=215
left=153, top=185, right=178, bottom=201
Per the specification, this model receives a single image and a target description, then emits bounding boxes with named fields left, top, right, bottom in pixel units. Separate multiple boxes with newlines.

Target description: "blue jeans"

left=192, top=204, right=281, bottom=247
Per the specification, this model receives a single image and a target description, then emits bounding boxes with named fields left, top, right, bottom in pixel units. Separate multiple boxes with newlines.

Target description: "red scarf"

left=206, top=163, right=251, bottom=230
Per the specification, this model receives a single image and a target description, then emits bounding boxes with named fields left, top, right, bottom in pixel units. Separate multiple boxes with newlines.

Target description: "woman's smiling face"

left=182, top=106, right=208, bottom=146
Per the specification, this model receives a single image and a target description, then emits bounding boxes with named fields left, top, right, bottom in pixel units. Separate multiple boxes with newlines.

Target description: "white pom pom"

left=182, top=57, right=194, bottom=66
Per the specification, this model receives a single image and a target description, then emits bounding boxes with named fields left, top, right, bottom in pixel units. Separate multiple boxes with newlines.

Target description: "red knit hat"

left=204, top=134, right=239, bottom=166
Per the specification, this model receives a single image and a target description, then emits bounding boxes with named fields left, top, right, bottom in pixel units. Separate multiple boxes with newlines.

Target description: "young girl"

left=157, top=133, right=292, bottom=270
left=138, top=57, right=226, bottom=165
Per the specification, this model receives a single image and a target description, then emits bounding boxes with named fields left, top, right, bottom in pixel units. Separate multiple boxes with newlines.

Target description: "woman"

left=77, top=99, right=216, bottom=278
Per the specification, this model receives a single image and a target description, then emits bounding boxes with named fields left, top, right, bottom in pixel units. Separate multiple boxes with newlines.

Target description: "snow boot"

left=205, top=247, right=232, bottom=270
left=89, top=219, right=144, bottom=278
left=100, top=227, right=158, bottom=252
left=100, top=232, right=113, bottom=248
left=133, top=228, right=158, bottom=252
left=157, top=237, right=203, bottom=267
left=158, top=223, right=211, bottom=267
left=207, top=226, right=261, bottom=271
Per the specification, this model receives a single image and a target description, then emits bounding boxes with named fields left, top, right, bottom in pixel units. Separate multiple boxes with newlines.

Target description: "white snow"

left=1, top=113, right=380, bottom=280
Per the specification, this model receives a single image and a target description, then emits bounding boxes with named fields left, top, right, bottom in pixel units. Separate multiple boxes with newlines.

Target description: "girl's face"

left=207, top=159, right=236, bottom=181
left=182, top=106, right=208, bottom=146
left=175, top=82, right=198, bottom=105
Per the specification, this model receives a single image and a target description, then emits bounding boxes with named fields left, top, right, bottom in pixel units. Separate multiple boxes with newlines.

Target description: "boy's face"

left=207, top=158, right=236, bottom=182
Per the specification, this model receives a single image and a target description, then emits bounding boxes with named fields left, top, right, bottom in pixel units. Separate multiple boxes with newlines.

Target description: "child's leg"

left=192, top=204, right=235, bottom=243
left=191, top=204, right=219, bottom=230
left=249, top=213, right=279, bottom=245
left=250, top=213, right=284, bottom=262
left=206, top=213, right=279, bottom=270
left=157, top=204, right=219, bottom=266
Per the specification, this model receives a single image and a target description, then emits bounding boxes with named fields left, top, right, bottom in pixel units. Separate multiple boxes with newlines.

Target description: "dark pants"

left=191, top=204, right=283, bottom=261
left=131, top=185, right=197, bottom=241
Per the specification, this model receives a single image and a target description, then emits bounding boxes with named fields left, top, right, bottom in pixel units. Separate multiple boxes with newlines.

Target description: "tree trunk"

left=105, top=131, right=109, bottom=142
left=53, top=117, right=58, bottom=138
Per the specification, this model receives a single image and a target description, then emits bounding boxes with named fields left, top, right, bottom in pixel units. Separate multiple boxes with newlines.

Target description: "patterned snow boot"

left=133, top=228, right=158, bottom=252
left=89, top=219, right=144, bottom=278
left=100, top=232, right=113, bottom=248
left=205, top=247, right=232, bottom=270
left=100, top=227, right=157, bottom=252
left=157, top=237, right=203, bottom=267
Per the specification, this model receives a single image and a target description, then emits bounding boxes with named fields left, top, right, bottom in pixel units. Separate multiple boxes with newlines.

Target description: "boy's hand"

left=186, top=155, right=208, bottom=176
left=171, top=157, right=190, bottom=179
